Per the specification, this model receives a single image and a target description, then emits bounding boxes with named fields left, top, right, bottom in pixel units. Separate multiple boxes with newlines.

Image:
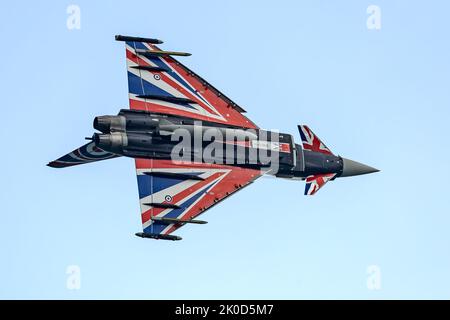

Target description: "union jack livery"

left=48, top=35, right=379, bottom=241
left=298, top=125, right=333, bottom=155
left=305, top=173, right=337, bottom=196
left=135, top=159, right=260, bottom=239
left=124, top=37, right=256, bottom=128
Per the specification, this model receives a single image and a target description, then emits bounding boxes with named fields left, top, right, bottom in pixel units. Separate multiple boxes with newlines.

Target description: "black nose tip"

left=340, top=158, right=379, bottom=177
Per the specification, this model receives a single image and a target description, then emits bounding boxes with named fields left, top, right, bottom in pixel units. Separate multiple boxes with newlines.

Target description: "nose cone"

left=340, top=158, right=379, bottom=177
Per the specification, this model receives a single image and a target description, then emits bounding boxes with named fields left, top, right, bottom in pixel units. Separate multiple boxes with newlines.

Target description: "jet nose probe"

left=340, top=158, right=379, bottom=177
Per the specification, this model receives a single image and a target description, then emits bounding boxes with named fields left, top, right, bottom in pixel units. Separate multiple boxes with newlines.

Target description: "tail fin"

left=298, top=125, right=333, bottom=155
left=47, top=142, right=119, bottom=168
left=304, top=173, right=336, bottom=195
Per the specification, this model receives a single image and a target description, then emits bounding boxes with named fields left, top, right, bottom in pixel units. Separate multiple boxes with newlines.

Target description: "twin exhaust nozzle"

left=93, top=132, right=128, bottom=152
left=93, top=115, right=127, bottom=133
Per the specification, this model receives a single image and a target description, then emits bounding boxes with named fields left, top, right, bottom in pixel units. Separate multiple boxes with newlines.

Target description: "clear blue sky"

left=1, top=0, right=449, bottom=299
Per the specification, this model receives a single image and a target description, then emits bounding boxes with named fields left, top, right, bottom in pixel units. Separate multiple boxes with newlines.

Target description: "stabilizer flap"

left=47, top=142, right=119, bottom=168
left=131, top=65, right=170, bottom=72
left=144, top=171, right=205, bottom=181
left=143, top=202, right=181, bottom=209
left=136, top=94, right=198, bottom=105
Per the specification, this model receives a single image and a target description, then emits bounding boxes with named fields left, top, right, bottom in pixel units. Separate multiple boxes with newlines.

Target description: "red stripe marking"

left=125, top=46, right=258, bottom=129
left=126, top=49, right=218, bottom=116
left=135, top=158, right=241, bottom=170
left=129, top=99, right=224, bottom=122
left=162, top=166, right=261, bottom=234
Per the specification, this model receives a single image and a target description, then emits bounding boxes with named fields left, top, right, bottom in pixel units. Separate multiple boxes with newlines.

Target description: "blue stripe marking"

left=143, top=179, right=220, bottom=234
left=144, top=222, right=164, bottom=235
left=149, top=57, right=209, bottom=106
left=127, top=41, right=147, bottom=51
left=128, top=72, right=169, bottom=96
left=137, top=175, right=182, bottom=199
left=127, top=41, right=209, bottom=107
left=137, top=172, right=205, bottom=199
left=143, top=188, right=206, bottom=234
left=304, top=183, right=310, bottom=195
left=128, top=72, right=196, bottom=109
left=298, top=127, right=307, bottom=143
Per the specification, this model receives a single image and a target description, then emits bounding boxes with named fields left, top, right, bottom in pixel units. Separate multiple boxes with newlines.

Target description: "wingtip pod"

left=135, top=232, right=182, bottom=241
left=135, top=48, right=192, bottom=57
left=115, top=35, right=163, bottom=44
left=47, top=161, right=64, bottom=168
left=47, top=160, right=84, bottom=168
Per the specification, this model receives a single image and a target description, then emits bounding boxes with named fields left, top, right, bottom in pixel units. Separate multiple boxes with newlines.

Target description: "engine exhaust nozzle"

left=93, top=115, right=126, bottom=133
left=93, top=132, right=128, bottom=153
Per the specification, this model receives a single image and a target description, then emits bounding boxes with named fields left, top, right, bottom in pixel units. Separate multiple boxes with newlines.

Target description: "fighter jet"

left=48, top=35, right=379, bottom=241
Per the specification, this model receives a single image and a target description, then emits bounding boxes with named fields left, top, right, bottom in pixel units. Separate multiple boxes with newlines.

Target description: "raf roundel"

left=165, top=195, right=173, bottom=202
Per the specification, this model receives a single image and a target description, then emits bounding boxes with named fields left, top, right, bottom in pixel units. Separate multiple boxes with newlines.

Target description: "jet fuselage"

left=91, top=109, right=374, bottom=181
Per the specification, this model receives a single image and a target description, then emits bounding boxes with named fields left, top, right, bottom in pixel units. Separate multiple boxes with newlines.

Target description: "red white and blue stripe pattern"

left=298, top=125, right=333, bottom=155
left=124, top=40, right=258, bottom=129
left=304, top=173, right=336, bottom=195
left=47, top=142, right=118, bottom=168
left=135, top=159, right=261, bottom=236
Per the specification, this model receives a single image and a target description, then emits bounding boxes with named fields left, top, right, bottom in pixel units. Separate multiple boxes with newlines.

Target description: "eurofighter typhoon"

left=48, top=35, right=379, bottom=241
